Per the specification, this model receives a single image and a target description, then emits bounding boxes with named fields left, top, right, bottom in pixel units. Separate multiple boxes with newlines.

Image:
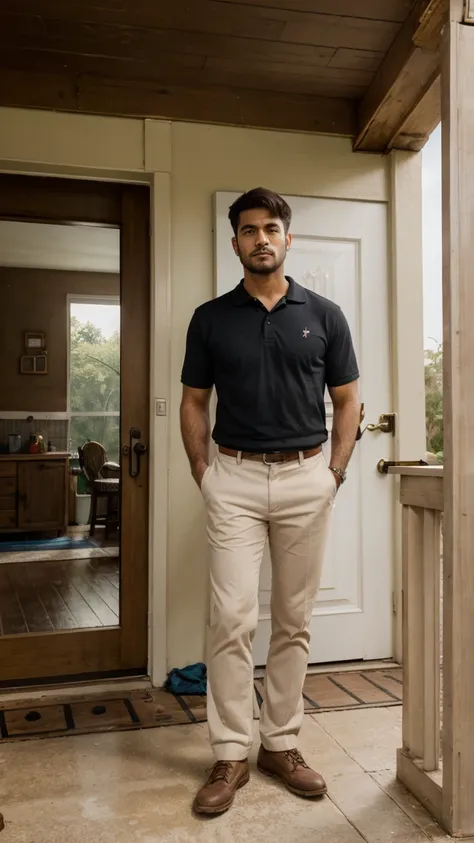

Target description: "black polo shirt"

left=181, top=277, right=359, bottom=452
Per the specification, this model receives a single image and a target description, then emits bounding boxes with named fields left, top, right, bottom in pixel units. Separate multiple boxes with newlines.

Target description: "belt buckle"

left=263, top=452, right=284, bottom=465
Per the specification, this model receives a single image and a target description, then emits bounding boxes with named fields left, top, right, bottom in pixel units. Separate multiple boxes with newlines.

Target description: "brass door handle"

left=359, top=412, right=396, bottom=438
left=367, top=414, right=396, bottom=434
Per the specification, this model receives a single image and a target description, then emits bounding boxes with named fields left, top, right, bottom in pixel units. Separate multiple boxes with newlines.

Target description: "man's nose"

left=255, top=229, right=269, bottom=246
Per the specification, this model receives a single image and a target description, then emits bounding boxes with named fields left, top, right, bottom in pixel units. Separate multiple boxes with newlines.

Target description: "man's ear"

left=232, top=236, right=239, bottom=257
left=286, top=233, right=292, bottom=252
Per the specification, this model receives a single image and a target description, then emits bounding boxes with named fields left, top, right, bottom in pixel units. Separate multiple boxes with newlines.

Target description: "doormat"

left=0, top=668, right=402, bottom=743
left=0, top=537, right=99, bottom=553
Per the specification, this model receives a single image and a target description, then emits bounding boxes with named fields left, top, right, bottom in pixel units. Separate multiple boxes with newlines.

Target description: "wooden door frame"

left=0, top=158, right=169, bottom=691
left=0, top=173, right=151, bottom=682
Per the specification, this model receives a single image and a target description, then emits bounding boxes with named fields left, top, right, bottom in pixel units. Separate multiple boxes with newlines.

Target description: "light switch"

left=155, top=399, right=167, bottom=417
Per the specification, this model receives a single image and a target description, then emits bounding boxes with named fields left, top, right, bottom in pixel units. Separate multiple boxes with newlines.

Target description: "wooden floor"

left=0, top=556, right=120, bottom=636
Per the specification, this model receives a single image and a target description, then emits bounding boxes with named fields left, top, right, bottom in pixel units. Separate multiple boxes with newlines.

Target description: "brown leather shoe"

left=257, top=747, right=327, bottom=798
left=193, top=760, right=250, bottom=815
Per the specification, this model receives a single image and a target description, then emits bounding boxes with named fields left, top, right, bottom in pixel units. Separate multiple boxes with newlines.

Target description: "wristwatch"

left=329, top=466, right=347, bottom=484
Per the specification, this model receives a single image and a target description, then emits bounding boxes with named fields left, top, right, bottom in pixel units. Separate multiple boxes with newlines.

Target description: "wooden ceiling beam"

left=391, top=74, right=441, bottom=151
left=0, top=67, right=357, bottom=137
left=354, top=0, right=445, bottom=152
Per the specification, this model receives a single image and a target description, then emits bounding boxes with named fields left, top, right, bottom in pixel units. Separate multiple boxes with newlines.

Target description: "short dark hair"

left=228, top=187, right=292, bottom=236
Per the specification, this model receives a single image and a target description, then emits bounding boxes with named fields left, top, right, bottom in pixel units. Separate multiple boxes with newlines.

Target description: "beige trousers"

left=201, top=450, right=336, bottom=761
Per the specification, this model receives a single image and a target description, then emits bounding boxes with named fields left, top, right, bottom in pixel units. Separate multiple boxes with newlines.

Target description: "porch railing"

left=390, top=466, right=444, bottom=825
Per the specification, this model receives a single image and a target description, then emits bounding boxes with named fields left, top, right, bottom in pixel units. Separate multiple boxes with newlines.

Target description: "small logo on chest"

left=302, top=328, right=310, bottom=339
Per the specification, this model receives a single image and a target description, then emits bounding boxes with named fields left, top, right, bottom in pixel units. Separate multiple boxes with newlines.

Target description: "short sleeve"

left=325, top=307, right=359, bottom=388
left=181, top=310, right=214, bottom=389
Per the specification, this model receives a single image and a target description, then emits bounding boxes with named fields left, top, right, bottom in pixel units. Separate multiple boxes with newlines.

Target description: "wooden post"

left=402, top=505, right=425, bottom=760
left=442, top=1, right=474, bottom=835
left=422, top=508, right=441, bottom=772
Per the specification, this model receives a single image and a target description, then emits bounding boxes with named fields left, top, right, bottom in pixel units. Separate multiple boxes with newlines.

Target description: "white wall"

left=0, top=108, right=423, bottom=676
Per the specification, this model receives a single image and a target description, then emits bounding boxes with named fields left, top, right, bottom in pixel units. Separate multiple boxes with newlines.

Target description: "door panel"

left=0, top=175, right=149, bottom=683
left=215, top=192, right=393, bottom=665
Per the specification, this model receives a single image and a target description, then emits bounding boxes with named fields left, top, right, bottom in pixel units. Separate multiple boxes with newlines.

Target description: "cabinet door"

left=18, top=461, right=67, bottom=531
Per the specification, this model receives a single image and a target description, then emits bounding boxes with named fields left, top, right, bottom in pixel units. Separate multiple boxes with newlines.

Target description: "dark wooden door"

left=0, top=175, right=150, bottom=684
left=18, top=461, right=67, bottom=531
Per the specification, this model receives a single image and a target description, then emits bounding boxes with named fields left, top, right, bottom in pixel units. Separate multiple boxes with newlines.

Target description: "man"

left=180, top=187, right=360, bottom=816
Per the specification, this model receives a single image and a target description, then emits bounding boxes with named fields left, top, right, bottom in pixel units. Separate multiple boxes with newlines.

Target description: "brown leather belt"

left=218, top=446, right=322, bottom=464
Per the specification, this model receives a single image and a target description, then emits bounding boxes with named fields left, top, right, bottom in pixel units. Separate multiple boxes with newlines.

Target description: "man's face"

left=232, top=208, right=291, bottom=275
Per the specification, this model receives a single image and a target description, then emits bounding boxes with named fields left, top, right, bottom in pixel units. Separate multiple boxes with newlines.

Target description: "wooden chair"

left=78, top=441, right=120, bottom=538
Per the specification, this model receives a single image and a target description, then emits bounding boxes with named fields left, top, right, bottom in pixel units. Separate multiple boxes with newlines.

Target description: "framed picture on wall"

left=25, top=332, right=46, bottom=350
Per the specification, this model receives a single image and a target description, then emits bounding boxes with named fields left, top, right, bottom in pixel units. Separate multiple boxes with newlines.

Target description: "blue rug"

left=0, top=537, right=98, bottom=553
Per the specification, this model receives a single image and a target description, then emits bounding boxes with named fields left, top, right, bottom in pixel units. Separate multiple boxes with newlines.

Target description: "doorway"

left=0, top=175, right=150, bottom=684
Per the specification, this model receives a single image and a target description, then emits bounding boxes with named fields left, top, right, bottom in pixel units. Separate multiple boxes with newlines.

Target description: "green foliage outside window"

left=69, top=316, right=120, bottom=462
left=425, top=342, right=443, bottom=462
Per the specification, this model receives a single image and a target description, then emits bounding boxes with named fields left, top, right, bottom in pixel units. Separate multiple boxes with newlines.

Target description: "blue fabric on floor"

left=0, top=537, right=98, bottom=553
left=164, top=662, right=207, bottom=695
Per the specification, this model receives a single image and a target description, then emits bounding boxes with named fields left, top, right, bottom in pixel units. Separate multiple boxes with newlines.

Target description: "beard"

left=238, top=248, right=285, bottom=275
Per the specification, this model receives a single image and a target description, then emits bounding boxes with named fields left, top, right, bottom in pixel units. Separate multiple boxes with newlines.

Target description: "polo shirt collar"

left=231, top=276, right=307, bottom=306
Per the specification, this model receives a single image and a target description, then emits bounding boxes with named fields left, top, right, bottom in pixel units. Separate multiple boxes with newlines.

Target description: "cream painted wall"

left=167, top=122, right=390, bottom=667
left=0, top=108, right=422, bottom=678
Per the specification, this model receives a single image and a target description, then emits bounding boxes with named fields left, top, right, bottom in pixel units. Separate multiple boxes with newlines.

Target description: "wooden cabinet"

left=0, top=455, right=69, bottom=534
left=0, top=461, right=17, bottom=528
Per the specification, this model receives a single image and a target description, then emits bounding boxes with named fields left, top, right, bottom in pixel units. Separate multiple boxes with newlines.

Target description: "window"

left=69, top=298, right=120, bottom=462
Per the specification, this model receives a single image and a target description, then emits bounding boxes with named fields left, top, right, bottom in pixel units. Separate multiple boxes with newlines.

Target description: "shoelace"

left=283, top=749, right=310, bottom=771
left=207, top=761, right=233, bottom=784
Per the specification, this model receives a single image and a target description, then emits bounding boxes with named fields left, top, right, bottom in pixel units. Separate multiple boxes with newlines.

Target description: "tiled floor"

left=0, top=707, right=452, bottom=842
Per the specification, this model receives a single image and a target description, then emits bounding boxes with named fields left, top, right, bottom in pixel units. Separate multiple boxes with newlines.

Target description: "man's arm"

left=180, top=385, right=213, bottom=489
left=328, top=380, right=361, bottom=486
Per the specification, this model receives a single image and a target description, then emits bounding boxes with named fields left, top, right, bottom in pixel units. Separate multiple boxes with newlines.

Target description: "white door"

left=214, top=192, right=393, bottom=665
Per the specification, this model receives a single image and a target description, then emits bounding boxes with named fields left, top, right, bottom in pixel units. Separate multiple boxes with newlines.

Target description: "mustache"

left=251, top=248, right=274, bottom=257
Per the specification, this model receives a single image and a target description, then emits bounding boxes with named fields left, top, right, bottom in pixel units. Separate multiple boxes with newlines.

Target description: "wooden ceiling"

left=0, top=0, right=443, bottom=151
